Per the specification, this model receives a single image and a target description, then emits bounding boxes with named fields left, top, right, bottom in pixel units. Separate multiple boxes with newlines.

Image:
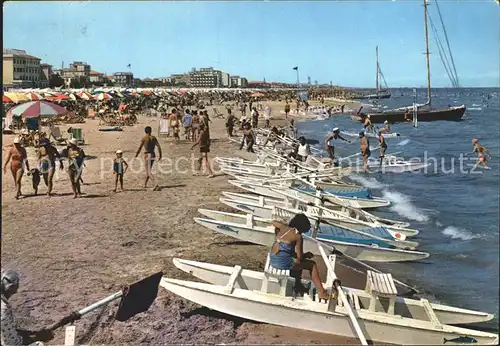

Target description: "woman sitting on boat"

left=269, top=214, right=330, bottom=301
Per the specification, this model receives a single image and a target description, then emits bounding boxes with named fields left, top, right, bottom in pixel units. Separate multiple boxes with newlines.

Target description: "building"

left=88, top=70, right=104, bottom=84
left=113, top=72, right=134, bottom=87
left=53, top=61, right=92, bottom=87
left=39, top=63, right=52, bottom=88
left=3, top=49, right=43, bottom=88
left=229, top=76, right=248, bottom=88
left=189, top=67, right=221, bottom=88
left=220, top=72, right=230, bottom=87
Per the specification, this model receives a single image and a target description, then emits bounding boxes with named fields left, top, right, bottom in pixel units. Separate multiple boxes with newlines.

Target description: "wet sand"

left=2, top=100, right=365, bottom=345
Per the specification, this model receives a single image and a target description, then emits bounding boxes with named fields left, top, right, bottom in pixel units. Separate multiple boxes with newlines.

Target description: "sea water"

left=297, top=87, right=499, bottom=329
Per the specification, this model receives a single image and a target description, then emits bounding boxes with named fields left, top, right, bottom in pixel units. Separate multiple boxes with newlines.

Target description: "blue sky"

left=3, top=1, right=499, bottom=87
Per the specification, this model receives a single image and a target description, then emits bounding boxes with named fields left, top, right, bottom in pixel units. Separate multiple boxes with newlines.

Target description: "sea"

left=297, top=87, right=499, bottom=329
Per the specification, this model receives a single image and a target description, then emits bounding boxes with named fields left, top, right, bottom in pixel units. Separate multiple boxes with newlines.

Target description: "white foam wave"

left=467, top=107, right=482, bottom=111
left=435, top=221, right=443, bottom=227
left=397, top=139, right=410, bottom=146
left=442, top=226, right=481, bottom=241
left=349, top=175, right=387, bottom=189
left=382, top=190, right=430, bottom=222
left=472, top=103, right=481, bottom=106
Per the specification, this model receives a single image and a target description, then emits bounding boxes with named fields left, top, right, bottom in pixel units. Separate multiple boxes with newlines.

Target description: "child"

left=113, top=150, right=128, bottom=192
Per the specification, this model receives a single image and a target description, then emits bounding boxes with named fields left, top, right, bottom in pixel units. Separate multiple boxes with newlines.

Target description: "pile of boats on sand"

left=160, top=132, right=498, bottom=344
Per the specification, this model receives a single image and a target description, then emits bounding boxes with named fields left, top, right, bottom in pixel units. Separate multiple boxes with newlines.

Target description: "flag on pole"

left=292, top=66, right=298, bottom=70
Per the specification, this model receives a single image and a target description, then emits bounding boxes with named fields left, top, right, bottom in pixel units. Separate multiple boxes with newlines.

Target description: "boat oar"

left=317, top=243, right=368, bottom=345
left=46, top=271, right=163, bottom=331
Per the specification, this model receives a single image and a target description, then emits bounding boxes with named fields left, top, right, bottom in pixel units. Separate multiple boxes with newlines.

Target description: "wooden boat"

left=229, top=180, right=390, bottom=209
left=221, top=191, right=411, bottom=229
left=342, top=130, right=401, bottom=139
left=161, top=253, right=498, bottom=345
left=367, top=2, right=466, bottom=124
left=219, top=195, right=419, bottom=237
left=197, top=209, right=418, bottom=250
left=194, top=210, right=430, bottom=263
left=171, top=257, right=495, bottom=326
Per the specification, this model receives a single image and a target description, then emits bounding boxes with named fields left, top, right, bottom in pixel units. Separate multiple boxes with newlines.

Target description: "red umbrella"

left=3, top=95, right=14, bottom=103
left=25, top=92, right=43, bottom=101
left=7, top=100, right=67, bottom=118
left=46, top=94, right=70, bottom=101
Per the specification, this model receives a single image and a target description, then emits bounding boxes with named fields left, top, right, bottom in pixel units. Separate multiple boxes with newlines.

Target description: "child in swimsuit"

left=113, top=150, right=129, bottom=192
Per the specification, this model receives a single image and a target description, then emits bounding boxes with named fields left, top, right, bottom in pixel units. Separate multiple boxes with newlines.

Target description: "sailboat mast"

left=424, top=0, right=432, bottom=105
left=376, top=46, right=379, bottom=91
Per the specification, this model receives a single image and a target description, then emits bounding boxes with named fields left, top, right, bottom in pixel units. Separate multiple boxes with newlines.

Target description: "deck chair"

left=48, top=125, right=67, bottom=145
left=72, top=127, right=85, bottom=145
left=158, top=118, right=169, bottom=137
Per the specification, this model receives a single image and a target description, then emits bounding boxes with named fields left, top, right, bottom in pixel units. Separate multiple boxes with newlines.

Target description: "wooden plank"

left=64, top=325, right=76, bottom=346
left=225, top=265, right=243, bottom=294
left=264, top=254, right=271, bottom=272
left=388, top=273, right=398, bottom=294
left=421, top=298, right=442, bottom=327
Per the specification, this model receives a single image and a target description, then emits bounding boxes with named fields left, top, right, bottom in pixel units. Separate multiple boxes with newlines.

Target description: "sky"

left=3, top=1, right=499, bottom=87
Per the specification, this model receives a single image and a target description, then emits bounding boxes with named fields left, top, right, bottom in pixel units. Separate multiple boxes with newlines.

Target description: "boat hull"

left=367, top=105, right=466, bottom=124
left=172, top=258, right=495, bottom=326
left=194, top=217, right=429, bottom=263
left=160, top=278, right=498, bottom=345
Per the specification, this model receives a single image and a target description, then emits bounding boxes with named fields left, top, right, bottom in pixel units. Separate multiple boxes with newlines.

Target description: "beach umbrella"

left=3, top=95, right=14, bottom=103
left=45, top=94, right=70, bottom=101
left=4, top=92, right=29, bottom=103
left=25, top=92, right=44, bottom=101
left=77, top=91, right=93, bottom=100
left=7, top=100, right=67, bottom=118
left=95, top=93, right=113, bottom=100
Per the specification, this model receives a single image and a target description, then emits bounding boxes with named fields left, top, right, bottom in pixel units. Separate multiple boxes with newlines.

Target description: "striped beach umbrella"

left=45, top=94, right=70, bottom=101
left=3, top=95, right=14, bottom=103
left=25, top=92, right=44, bottom=101
left=4, top=92, right=29, bottom=103
left=96, top=93, right=113, bottom=100
left=7, top=100, right=67, bottom=118
left=77, top=91, right=93, bottom=100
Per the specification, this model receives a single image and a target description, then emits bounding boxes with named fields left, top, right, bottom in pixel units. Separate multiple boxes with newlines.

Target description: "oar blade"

left=115, top=271, right=163, bottom=321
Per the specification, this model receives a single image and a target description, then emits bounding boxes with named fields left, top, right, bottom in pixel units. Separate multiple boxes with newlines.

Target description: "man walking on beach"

left=135, top=126, right=162, bottom=190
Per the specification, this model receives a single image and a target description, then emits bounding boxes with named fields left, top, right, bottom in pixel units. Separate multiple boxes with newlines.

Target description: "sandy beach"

left=1, top=100, right=368, bottom=345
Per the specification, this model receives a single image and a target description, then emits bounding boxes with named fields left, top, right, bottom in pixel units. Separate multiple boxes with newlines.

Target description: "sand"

left=2, top=100, right=362, bottom=345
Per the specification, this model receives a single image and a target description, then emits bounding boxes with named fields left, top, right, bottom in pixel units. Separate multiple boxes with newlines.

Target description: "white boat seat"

left=365, top=270, right=397, bottom=314
left=261, top=253, right=291, bottom=296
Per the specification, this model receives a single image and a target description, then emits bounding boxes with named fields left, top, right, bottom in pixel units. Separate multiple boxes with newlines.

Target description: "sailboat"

left=366, top=0, right=466, bottom=124
left=355, top=46, right=391, bottom=100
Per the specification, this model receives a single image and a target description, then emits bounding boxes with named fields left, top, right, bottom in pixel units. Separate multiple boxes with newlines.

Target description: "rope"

left=428, top=14, right=459, bottom=87
left=435, top=0, right=460, bottom=86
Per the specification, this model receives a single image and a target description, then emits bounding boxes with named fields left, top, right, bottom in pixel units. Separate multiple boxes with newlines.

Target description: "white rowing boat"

left=161, top=253, right=498, bottom=345
left=194, top=209, right=430, bottom=263
left=219, top=196, right=418, bottom=237
left=221, top=191, right=411, bottom=229
left=342, top=130, right=402, bottom=139
left=197, top=208, right=418, bottom=250
left=171, top=257, right=494, bottom=326
left=229, top=180, right=390, bottom=209
left=350, top=155, right=430, bottom=173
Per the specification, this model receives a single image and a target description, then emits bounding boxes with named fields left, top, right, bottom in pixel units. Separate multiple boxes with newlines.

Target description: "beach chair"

left=158, top=118, right=169, bottom=137
left=72, top=127, right=85, bottom=145
left=48, top=125, right=67, bottom=145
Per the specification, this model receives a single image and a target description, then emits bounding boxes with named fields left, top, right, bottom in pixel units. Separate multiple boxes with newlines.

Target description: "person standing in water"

left=471, top=138, right=491, bottom=169
left=325, top=128, right=351, bottom=161
left=378, top=131, right=387, bottom=166
left=359, top=131, right=371, bottom=171
left=135, top=126, right=162, bottom=190
left=38, top=138, right=64, bottom=198
left=363, top=115, right=374, bottom=133
left=3, top=137, right=29, bottom=200
left=380, top=120, right=391, bottom=134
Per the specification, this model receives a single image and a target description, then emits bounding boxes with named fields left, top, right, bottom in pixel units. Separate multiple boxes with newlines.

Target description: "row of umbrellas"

left=2, top=90, right=145, bottom=104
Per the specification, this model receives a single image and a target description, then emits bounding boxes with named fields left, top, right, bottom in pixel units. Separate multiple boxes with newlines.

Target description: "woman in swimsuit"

left=471, top=138, right=491, bottom=169
left=269, top=214, right=329, bottom=301
left=66, top=139, right=86, bottom=198
left=38, top=138, right=64, bottom=197
left=191, top=123, right=214, bottom=178
left=378, top=131, right=387, bottom=166
left=3, top=137, right=30, bottom=199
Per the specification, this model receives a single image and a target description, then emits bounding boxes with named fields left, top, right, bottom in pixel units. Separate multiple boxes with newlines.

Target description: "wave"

left=397, top=139, right=411, bottom=146
left=348, top=175, right=387, bottom=189
left=382, top=190, right=430, bottom=222
left=468, top=107, right=483, bottom=111
left=442, top=226, right=481, bottom=241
